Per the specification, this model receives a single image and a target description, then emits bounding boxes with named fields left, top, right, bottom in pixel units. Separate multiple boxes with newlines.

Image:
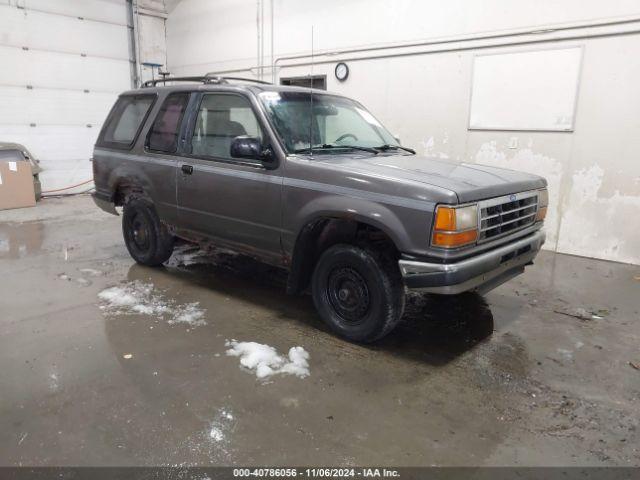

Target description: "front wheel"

left=122, top=198, right=174, bottom=266
left=311, top=244, right=405, bottom=343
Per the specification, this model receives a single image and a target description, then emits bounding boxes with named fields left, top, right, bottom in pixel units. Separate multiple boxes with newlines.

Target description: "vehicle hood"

left=313, top=154, right=546, bottom=202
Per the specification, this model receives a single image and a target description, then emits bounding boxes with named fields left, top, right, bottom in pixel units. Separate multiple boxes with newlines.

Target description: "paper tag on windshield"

left=8, top=161, right=17, bottom=172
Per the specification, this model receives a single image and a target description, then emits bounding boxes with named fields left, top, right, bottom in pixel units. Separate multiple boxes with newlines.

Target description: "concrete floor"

left=0, top=195, right=639, bottom=467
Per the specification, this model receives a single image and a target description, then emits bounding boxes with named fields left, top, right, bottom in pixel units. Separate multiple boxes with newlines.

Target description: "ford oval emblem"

left=509, top=194, right=517, bottom=201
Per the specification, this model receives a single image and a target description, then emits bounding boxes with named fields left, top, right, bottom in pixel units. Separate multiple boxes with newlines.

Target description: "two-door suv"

left=92, top=75, right=548, bottom=342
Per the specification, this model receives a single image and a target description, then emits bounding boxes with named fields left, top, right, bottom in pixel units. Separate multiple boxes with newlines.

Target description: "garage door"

left=0, top=0, right=131, bottom=193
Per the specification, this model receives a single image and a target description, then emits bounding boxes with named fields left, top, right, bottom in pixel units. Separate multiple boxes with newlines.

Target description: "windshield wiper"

left=374, top=144, right=416, bottom=154
left=293, top=144, right=379, bottom=154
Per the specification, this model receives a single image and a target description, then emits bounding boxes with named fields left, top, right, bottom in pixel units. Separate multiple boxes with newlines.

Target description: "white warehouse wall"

left=0, top=0, right=169, bottom=193
left=0, top=0, right=132, bottom=193
left=165, top=0, right=640, bottom=265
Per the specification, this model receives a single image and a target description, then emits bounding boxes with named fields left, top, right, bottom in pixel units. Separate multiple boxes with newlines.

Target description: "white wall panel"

left=0, top=87, right=117, bottom=126
left=0, top=1, right=130, bottom=193
left=0, top=125, right=99, bottom=194
left=0, top=125, right=99, bottom=165
left=0, top=5, right=128, bottom=59
left=0, top=47, right=130, bottom=92
left=19, top=0, right=128, bottom=25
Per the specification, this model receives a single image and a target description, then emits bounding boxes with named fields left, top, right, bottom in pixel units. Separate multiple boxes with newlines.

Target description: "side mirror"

left=230, top=136, right=270, bottom=161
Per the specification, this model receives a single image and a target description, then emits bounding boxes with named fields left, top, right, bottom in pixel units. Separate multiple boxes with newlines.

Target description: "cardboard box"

left=0, top=160, right=36, bottom=211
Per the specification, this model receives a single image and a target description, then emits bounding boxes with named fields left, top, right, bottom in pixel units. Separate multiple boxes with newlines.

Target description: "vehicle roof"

left=119, top=82, right=341, bottom=98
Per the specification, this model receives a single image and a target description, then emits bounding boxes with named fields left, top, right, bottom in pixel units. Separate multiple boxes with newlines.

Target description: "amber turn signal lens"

left=434, top=206, right=456, bottom=231
left=432, top=204, right=479, bottom=248
left=536, top=206, right=547, bottom=222
left=432, top=230, right=478, bottom=247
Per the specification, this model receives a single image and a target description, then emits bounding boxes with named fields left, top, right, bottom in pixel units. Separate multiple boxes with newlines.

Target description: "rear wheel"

left=311, top=244, right=405, bottom=343
left=122, top=198, right=174, bottom=266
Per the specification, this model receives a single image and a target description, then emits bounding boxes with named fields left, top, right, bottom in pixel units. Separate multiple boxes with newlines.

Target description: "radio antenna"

left=309, top=25, right=314, bottom=155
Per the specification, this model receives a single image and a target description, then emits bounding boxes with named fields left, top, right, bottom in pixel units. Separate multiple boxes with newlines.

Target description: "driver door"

left=176, top=92, right=283, bottom=263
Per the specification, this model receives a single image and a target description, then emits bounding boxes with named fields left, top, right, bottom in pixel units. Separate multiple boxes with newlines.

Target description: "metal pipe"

left=201, top=16, right=640, bottom=77
left=126, top=0, right=138, bottom=89
left=273, top=27, right=640, bottom=72
left=261, top=0, right=265, bottom=80
left=273, top=15, right=640, bottom=70
left=132, top=0, right=143, bottom=87
left=256, top=0, right=261, bottom=80
left=270, top=0, right=275, bottom=83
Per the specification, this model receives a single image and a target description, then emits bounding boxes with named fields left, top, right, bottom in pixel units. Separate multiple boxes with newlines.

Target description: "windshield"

left=259, top=91, right=399, bottom=154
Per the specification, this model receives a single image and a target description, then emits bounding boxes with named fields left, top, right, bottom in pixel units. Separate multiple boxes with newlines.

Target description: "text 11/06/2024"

left=233, top=468, right=400, bottom=478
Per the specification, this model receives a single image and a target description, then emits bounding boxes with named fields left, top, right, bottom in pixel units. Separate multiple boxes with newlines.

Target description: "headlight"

left=432, top=204, right=478, bottom=248
left=536, top=188, right=548, bottom=222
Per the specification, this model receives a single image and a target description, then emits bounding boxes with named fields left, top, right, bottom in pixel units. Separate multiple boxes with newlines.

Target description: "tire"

left=122, top=197, right=174, bottom=266
left=311, top=244, right=405, bottom=343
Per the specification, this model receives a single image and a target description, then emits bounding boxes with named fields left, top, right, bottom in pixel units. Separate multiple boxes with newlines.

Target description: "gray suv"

left=92, top=75, right=547, bottom=342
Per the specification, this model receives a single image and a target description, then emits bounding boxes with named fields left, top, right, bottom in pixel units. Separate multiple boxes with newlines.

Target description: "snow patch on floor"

left=164, top=407, right=236, bottom=465
left=209, top=426, right=224, bottom=442
left=98, top=281, right=206, bottom=327
left=225, top=340, right=310, bottom=379
left=169, top=303, right=207, bottom=327
left=207, top=407, right=235, bottom=446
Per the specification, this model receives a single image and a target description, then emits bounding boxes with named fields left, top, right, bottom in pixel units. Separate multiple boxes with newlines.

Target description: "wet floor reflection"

left=164, top=243, right=289, bottom=289
left=94, top=247, right=499, bottom=464
left=125, top=244, right=494, bottom=365
left=374, top=292, right=494, bottom=365
left=0, top=222, right=45, bottom=259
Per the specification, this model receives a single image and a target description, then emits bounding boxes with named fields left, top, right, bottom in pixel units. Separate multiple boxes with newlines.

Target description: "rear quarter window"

left=98, top=95, right=156, bottom=149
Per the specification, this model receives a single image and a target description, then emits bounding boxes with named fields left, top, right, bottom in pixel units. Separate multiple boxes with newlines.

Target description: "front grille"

left=478, top=191, right=538, bottom=242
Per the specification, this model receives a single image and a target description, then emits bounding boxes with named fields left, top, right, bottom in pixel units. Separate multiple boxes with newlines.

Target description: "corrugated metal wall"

left=0, top=0, right=131, bottom=193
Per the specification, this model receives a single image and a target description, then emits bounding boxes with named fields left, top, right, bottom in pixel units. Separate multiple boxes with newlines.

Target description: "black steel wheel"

left=311, top=244, right=405, bottom=343
left=130, top=212, right=151, bottom=252
left=326, top=266, right=371, bottom=324
left=122, top=197, right=174, bottom=266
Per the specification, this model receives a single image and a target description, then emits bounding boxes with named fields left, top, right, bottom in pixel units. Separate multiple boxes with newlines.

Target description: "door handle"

left=181, top=164, right=194, bottom=175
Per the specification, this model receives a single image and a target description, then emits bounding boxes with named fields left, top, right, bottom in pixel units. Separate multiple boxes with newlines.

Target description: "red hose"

left=41, top=179, right=94, bottom=194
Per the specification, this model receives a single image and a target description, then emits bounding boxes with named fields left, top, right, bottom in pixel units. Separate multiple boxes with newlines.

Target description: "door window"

left=190, top=94, right=264, bottom=160
left=147, top=93, right=190, bottom=153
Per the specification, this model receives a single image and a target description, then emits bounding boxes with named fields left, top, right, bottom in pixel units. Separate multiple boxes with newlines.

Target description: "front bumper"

left=399, top=229, right=545, bottom=295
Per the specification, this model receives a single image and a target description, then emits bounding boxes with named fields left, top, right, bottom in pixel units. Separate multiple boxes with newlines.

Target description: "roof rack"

left=142, top=74, right=272, bottom=88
